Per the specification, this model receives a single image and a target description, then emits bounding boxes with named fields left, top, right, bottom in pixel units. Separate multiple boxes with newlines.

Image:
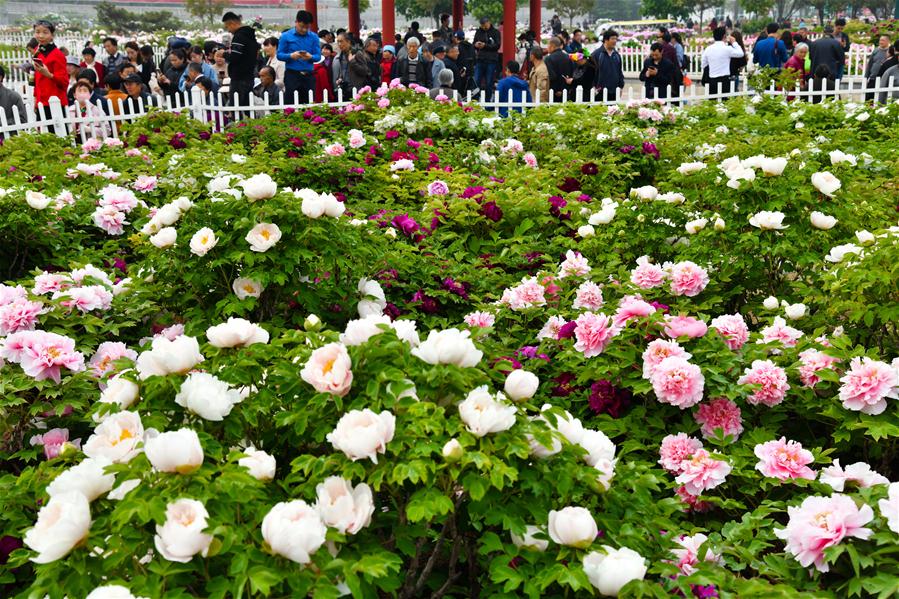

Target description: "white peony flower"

left=829, top=150, right=857, bottom=166
left=749, top=211, right=787, bottom=230
left=189, top=227, right=218, bottom=256
left=825, top=243, right=862, bottom=263
left=511, top=525, right=549, bottom=551
left=175, top=372, right=244, bottom=421
left=108, top=479, right=141, bottom=501
left=314, top=476, right=375, bottom=535
left=327, top=409, right=396, bottom=463
left=504, top=369, right=539, bottom=401
left=239, top=447, right=276, bottom=481
left=97, top=375, right=139, bottom=413
left=300, top=343, right=354, bottom=397
left=676, top=162, right=706, bottom=175
left=245, top=223, right=282, bottom=252
left=459, top=386, right=517, bottom=437
left=763, top=296, right=780, bottom=310
left=83, top=411, right=144, bottom=463
left=46, top=458, right=115, bottom=501
left=588, top=205, right=616, bottom=225
left=583, top=546, right=648, bottom=596
left=810, top=211, right=837, bottom=230
left=629, top=186, right=658, bottom=201
left=206, top=317, right=269, bottom=348
left=811, top=171, right=841, bottom=196
left=442, top=438, right=463, bottom=461
left=760, top=157, right=788, bottom=176
left=685, top=218, right=708, bottom=234
left=340, top=314, right=392, bottom=346
left=784, top=303, right=806, bottom=320
left=579, top=429, right=616, bottom=467
left=855, top=230, right=875, bottom=245
left=232, top=277, right=264, bottom=300
left=86, top=585, right=148, bottom=599
left=240, top=173, right=277, bottom=200
left=154, top=499, right=213, bottom=562
left=135, top=335, right=204, bottom=380
left=26, top=190, right=52, bottom=210
left=144, top=429, right=204, bottom=474
left=548, top=506, right=597, bottom=548
left=878, top=482, right=899, bottom=534
left=713, top=216, right=726, bottom=231
left=411, top=328, right=483, bottom=367
left=578, top=224, right=596, bottom=238
left=149, top=227, right=177, bottom=248
left=261, top=500, right=326, bottom=564
left=24, top=491, right=91, bottom=563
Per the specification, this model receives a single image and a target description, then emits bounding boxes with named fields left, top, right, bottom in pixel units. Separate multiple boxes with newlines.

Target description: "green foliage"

left=95, top=2, right=182, bottom=32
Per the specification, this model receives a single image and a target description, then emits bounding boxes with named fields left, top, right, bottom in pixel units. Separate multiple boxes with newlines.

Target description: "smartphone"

left=33, top=58, right=44, bottom=65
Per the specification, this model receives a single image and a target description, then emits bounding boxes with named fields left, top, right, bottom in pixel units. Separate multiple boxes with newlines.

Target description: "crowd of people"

left=1, top=13, right=898, bottom=136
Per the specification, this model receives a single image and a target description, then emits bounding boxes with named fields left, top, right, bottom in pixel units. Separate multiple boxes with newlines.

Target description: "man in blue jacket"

left=752, top=23, right=789, bottom=69
left=495, top=60, right=531, bottom=116
left=594, top=29, right=624, bottom=101
left=277, top=10, right=321, bottom=103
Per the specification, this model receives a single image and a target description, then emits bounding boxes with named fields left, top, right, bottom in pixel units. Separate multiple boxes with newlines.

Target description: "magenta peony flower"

left=675, top=449, right=732, bottom=496
left=668, top=261, right=709, bottom=297
left=391, top=214, right=420, bottom=237
left=738, top=359, right=790, bottom=407
left=650, top=356, right=704, bottom=409
left=427, top=180, right=449, bottom=196
left=709, top=314, right=749, bottom=350
left=798, top=349, right=840, bottom=388
left=837, top=356, right=898, bottom=415
left=613, top=295, right=657, bottom=327
left=694, top=398, right=743, bottom=441
left=588, top=380, right=631, bottom=417
left=774, top=494, right=873, bottom=572
left=754, top=437, right=816, bottom=481
left=664, top=315, right=708, bottom=339
left=642, top=339, right=691, bottom=380
left=573, top=312, right=619, bottom=358
left=631, top=256, right=668, bottom=289
left=480, top=201, right=503, bottom=222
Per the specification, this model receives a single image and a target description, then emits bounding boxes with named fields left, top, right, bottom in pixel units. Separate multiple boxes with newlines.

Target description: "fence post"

left=47, top=97, right=67, bottom=138
left=190, top=86, right=205, bottom=123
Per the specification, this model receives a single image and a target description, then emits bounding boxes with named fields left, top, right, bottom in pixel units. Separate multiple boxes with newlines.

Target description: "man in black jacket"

left=453, top=31, right=476, bottom=93
left=810, top=26, right=845, bottom=80
left=222, top=12, right=260, bottom=108
left=473, top=17, right=500, bottom=100
left=639, top=42, right=675, bottom=99
left=394, top=37, right=431, bottom=88
left=543, top=37, right=572, bottom=101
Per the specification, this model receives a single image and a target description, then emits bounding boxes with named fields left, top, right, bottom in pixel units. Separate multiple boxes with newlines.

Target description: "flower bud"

left=763, top=296, right=779, bottom=310
left=304, top=314, right=322, bottom=331
left=442, top=438, right=463, bottom=461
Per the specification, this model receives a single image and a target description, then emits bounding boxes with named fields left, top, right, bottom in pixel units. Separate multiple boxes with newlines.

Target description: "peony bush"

left=1, top=86, right=899, bottom=598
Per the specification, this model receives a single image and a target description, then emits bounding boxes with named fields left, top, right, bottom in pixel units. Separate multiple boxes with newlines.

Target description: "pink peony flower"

left=738, top=359, right=790, bottom=407
left=774, top=494, right=873, bottom=572
left=675, top=449, right=732, bottom=496
left=642, top=339, right=691, bottom=380
left=798, top=349, right=840, bottom=387
left=427, top=180, right=449, bottom=196
left=650, top=356, right=704, bottom=409
left=53, top=285, right=113, bottom=313
left=754, top=437, right=816, bottom=481
left=537, top=316, right=567, bottom=340
left=613, top=294, right=656, bottom=327
left=89, top=341, right=137, bottom=378
left=81, top=138, right=102, bottom=153
left=32, top=274, right=71, bottom=295
left=98, top=184, right=138, bottom=212
left=675, top=485, right=713, bottom=512
left=573, top=312, right=619, bottom=358
left=819, top=460, right=889, bottom=492
left=92, top=206, right=128, bottom=235
left=133, top=175, right=158, bottom=192
left=0, top=330, right=85, bottom=383
left=837, top=357, right=898, bottom=415
left=630, top=256, right=666, bottom=289
left=324, top=142, right=346, bottom=156
left=670, top=533, right=722, bottom=575
left=668, top=261, right=709, bottom=297
left=522, top=152, right=538, bottom=168
left=573, top=281, right=604, bottom=310
left=300, top=343, right=353, bottom=397
left=500, top=277, right=546, bottom=311
left=759, top=316, right=803, bottom=348
left=0, top=284, right=27, bottom=304
left=658, top=433, right=703, bottom=473
left=464, top=311, right=495, bottom=328
left=694, top=398, right=743, bottom=441
left=30, top=428, right=80, bottom=459
left=558, top=250, right=590, bottom=279
left=663, top=315, right=708, bottom=339
left=0, top=298, right=43, bottom=336
left=709, top=314, right=749, bottom=350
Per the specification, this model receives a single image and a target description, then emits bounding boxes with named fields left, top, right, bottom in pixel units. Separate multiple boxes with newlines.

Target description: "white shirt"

left=701, top=41, right=745, bottom=78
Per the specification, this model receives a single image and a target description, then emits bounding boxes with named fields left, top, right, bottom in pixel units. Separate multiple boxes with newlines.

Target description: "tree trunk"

left=817, top=6, right=824, bottom=26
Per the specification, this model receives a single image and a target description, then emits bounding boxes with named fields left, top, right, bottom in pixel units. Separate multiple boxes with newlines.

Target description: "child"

left=380, top=45, right=396, bottom=86
left=67, top=81, right=109, bottom=139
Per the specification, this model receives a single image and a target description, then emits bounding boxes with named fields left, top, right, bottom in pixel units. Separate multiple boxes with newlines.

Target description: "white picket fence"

left=2, top=77, right=897, bottom=143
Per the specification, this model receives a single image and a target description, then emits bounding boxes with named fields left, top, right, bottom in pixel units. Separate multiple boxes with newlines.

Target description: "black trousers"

left=228, top=77, right=254, bottom=107
left=706, top=76, right=732, bottom=98
left=284, top=70, right=315, bottom=104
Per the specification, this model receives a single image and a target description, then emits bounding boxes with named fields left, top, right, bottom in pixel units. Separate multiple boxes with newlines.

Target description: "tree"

left=547, top=0, right=595, bottom=26
left=338, top=0, right=373, bottom=15
left=394, top=0, right=453, bottom=27
left=640, top=0, right=691, bottom=20
left=594, top=0, right=641, bottom=21
left=95, top=2, right=181, bottom=32
left=466, top=0, right=527, bottom=24
left=740, top=0, right=775, bottom=17
left=184, top=0, right=232, bottom=25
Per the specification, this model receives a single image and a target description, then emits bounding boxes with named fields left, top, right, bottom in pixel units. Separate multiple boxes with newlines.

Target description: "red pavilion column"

left=382, top=0, right=395, bottom=46
left=529, top=0, right=540, bottom=37
left=452, top=0, right=464, bottom=31
left=501, top=0, right=516, bottom=63
left=304, top=0, right=318, bottom=31
left=348, top=0, right=361, bottom=39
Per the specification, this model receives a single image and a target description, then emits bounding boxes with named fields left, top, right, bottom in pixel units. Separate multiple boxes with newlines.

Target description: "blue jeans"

left=475, top=61, right=498, bottom=100
left=835, top=63, right=844, bottom=80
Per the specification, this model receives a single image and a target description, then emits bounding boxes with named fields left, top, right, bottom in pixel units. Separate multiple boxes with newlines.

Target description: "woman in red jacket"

left=31, top=20, right=69, bottom=116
